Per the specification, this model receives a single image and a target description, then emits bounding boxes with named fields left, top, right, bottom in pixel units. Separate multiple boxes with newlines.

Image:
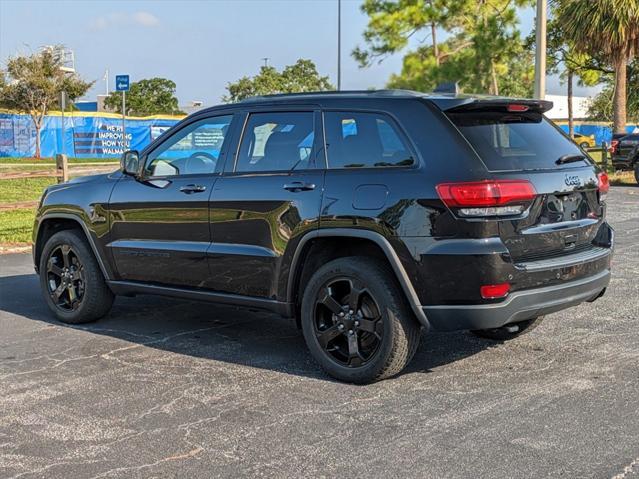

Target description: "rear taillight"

left=598, top=171, right=609, bottom=201
left=436, top=180, right=536, bottom=217
left=480, top=283, right=510, bottom=299
left=609, top=140, right=619, bottom=154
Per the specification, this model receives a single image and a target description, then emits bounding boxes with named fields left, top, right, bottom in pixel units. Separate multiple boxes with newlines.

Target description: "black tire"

left=300, top=256, right=421, bottom=384
left=39, top=229, right=114, bottom=324
left=634, top=163, right=639, bottom=185
left=471, top=316, right=544, bottom=341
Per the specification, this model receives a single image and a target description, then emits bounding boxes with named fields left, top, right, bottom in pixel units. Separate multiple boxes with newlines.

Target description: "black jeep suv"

left=610, top=132, right=639, bottom=183
left=34, top=91, right=613, bottom=383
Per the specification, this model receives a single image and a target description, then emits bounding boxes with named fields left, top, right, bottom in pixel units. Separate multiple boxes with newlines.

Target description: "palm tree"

left=556, top=0, right=639, bottom=134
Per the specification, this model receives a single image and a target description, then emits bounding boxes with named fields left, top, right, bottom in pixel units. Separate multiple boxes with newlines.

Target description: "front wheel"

left=301, top=257, right=421, bottom=384
left=39, top=229, right=114, bottom=324
left=471, top=316, right=544, bottom=341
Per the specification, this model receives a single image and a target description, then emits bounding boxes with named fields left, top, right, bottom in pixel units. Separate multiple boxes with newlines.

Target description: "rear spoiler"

left=434, top=98, right=554, bottom=114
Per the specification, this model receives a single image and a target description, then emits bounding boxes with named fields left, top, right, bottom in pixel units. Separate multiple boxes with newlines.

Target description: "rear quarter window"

left=324, top=111, right=414, bottom=168
left=447, top=111, right=591, bottom=171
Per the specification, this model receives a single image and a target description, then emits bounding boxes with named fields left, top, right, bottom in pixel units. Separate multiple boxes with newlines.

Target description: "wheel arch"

left=287, top=229, right=430, bottom=329
left=34, top=213, right=112, bottom=281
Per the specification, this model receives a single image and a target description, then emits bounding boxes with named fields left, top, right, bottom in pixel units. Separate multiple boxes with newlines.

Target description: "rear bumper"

left=423, top=268, right=610, bottom=331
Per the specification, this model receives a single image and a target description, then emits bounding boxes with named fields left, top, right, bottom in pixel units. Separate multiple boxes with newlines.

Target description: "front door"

left=208, top=110, right=325, bottom=299
left=108, top=113, right=236, bottom=287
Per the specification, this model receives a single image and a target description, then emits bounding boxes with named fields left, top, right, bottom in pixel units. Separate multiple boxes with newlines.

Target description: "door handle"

left=180, top=184, right=207, bottom=194
left=283, top=181, right=316, bottom=192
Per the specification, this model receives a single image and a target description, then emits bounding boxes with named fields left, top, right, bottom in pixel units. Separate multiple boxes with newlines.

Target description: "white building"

left=180, top=101, right=205, bottom=115
left=545, top=94, right=592, bottom=120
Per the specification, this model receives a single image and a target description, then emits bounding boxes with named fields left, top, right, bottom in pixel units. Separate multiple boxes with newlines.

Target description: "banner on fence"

left=0, top=111, right=182, bottom=158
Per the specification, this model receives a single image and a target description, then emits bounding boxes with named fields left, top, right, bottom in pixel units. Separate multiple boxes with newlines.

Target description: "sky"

left=0, top=0, right=601, bottom=107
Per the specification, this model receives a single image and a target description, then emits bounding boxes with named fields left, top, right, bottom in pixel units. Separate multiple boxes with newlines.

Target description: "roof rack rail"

left=238, top=89, right=425, bottom=102
left=237, top=90, right=363, bottom=102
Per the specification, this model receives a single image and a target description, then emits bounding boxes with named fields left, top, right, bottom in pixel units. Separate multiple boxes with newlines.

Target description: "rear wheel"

left=39, top=230, right=114, bottom=324
left=634, top=163, right=639, bottom=184
left=301, top=257, right=421, bottom=384
left=471, top=316, right=544, bottom=341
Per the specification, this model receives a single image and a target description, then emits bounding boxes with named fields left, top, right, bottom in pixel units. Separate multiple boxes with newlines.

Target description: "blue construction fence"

left=556, top=122, right=639, bottom=145
left=0, top=111, right=183, bottom=158
left=0, top=110, right=638, bottom=158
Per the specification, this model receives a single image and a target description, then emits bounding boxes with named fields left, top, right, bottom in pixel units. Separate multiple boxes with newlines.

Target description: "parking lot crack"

left=612, top=456, right=639, bottom=479
left=87, top=446, right=204, bottom=478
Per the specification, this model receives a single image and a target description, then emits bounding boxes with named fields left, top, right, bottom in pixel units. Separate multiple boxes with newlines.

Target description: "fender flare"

left=287, top=228, right=430, bottom=329
left=34, top=213, right=113, bottom=281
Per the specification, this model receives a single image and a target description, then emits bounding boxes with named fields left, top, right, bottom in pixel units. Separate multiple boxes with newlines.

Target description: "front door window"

left=146, top=115, right=233, bottom=177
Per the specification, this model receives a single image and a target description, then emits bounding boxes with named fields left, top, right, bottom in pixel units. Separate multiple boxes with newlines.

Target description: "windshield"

left=447, top=111, right=591, bottom=171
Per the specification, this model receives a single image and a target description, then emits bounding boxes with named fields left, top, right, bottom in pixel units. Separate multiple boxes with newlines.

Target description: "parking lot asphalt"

left=1, top=186, right=638, bottom=479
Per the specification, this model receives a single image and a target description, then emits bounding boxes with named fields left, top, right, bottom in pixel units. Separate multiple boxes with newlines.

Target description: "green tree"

left=544, top=17, right=601, bottom=136
left=354, top=0, right=534, bottom=96
left=554, top=0, right=639, bottom=134
left=223, top=59, right=333, bottom=102
left=0, top=47, right=93, bottom=158
left=104, top=77, right=182, bottom=116
left=588, top=58, right=639, bottom=123
left=353, top=0, right=453, bottom=68
left=386, top=40, right=534, bottom=97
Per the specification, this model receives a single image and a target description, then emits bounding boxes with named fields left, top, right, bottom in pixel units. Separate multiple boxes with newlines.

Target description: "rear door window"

left=324, top=111, right=414, bottom=168
left=235, top=111, right=316, bottom=172
left=447, top=111, right=591, bottom=171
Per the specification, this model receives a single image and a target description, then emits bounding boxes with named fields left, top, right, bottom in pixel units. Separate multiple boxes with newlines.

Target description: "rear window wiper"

left=556, top=154, right=586, bottom=165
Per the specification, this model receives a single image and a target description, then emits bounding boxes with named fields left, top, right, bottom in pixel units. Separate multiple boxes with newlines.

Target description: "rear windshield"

left=447, top=111, right=590, bottom=171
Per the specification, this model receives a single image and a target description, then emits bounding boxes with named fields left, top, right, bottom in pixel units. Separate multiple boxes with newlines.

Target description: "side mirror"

left=120, top=150, right=141, bottom=177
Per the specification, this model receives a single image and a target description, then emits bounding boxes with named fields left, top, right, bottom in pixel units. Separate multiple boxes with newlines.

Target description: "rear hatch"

left=445, top=100, right=607, bottom=264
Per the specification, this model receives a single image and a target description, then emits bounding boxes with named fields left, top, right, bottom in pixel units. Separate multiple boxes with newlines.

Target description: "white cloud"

left=133, top=11, right=160, bottom=27
left=92, top=16, right=109, bottom=30
left=90, top=11, right=160, bottom=30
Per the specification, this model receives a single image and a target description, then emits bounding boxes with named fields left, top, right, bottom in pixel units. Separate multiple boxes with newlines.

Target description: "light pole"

left=122, top=90, right=126, bottom=149
left=337, top=0, right=341, bottom=91
left=533, top=0, right=547, bottom=100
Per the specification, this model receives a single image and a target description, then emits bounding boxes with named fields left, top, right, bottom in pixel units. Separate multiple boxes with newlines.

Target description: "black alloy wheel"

left=46, top=244, right=86, bottom=311
left=301, top=257, right=421, bottom=384
left=313, top=277, right=383, bottom=368
left=39, top=229, right=114, bottom=324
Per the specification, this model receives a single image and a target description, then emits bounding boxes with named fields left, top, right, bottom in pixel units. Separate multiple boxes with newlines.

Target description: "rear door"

left=207, top=108, right=325, bottom=299
left=446, top=105, right=607, bottom=263
left=319, top=109, right=420, bottom=234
